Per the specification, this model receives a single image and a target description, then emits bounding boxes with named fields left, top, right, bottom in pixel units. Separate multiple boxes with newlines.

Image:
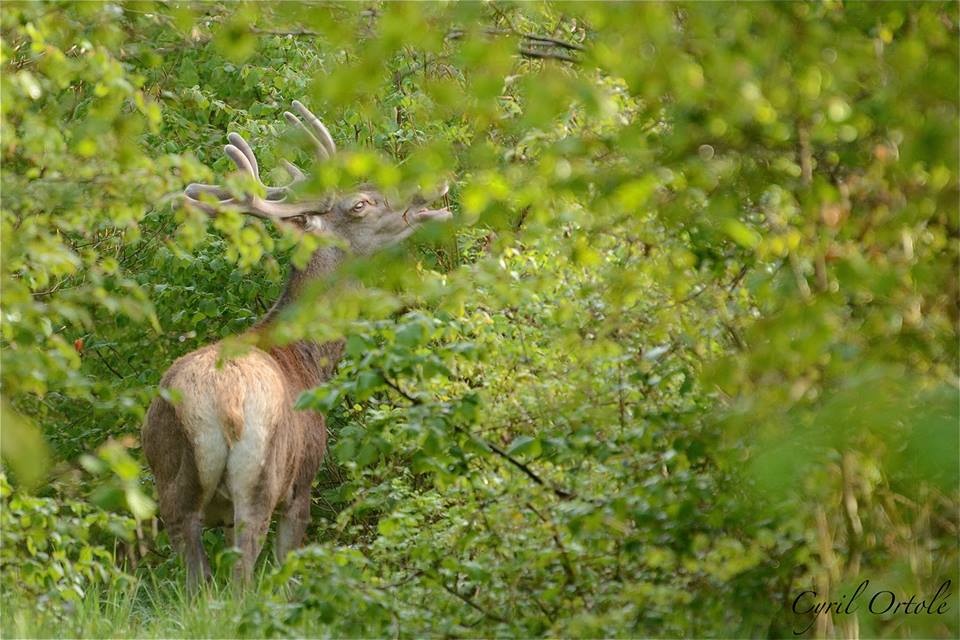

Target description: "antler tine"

left=182, top=145, right=264, bottom=217
left=284, top=100, right=337, bottom=161
left=293, top=101, right=337, bottom=155
left=183, top=144, right=318, bottom=220
left=185, top=183, right=287, bottom=203
left=181, top=191, right=223, bottom=216
left=226, top=133, right=261, bottom=181
left=221, top=143, right=322, bottom=219
left=184, top=186, right=312, bottom=221
left=184, top=128, right=309, bottom=207
left=183, top=103, right=332, bottom=221
left=184, top=182, right=233, bottom=200
left=223, top=143, right=257, bottom=177
left=280, top=159, right=306, bottom=181
left=284, top=112, right=329, bottom=160
left=227, top=132, right=306, bottom=198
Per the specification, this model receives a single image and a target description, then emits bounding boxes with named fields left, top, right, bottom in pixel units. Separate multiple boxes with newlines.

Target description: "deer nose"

left=410, top=207, right=452, bottom=223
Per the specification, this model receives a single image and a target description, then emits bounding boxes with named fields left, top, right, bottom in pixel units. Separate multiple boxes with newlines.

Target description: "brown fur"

left=217, top=393, right=245, bottom=446
left=142, top=387, right=211, bottom=583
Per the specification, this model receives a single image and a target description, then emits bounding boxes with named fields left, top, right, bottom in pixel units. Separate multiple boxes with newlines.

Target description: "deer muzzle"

left=410, top=206, right=453, bottom=223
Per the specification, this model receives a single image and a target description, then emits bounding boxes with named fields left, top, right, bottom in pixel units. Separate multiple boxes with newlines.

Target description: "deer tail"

left=216, top=386, right=246, bottom=447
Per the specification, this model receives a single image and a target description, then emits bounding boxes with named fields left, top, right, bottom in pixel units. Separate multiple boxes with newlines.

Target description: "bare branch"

left=249, top=26, right=320, bottom=37
left=94, top=348, right=127, bottom=380
left=446, top=27, right=584, bottom=52
left=436, top=579, right=508, bottom=624
left=518, top=47, right=579, bottom=63
left=526, top=502, right=578, bottom=586
left=252, top=24, right=583, bottom=64
left=380, top=372, right=422, bottom=405
left=519, top=31, right=585, bottom=52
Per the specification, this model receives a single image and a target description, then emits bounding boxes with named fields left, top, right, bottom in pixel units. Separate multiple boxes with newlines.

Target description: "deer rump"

left=142, top=344, right=326, bottom=578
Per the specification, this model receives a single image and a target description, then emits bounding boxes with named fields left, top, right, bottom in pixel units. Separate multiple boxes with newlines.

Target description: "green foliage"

left=1, top=1, right=957, bottom=638
left=0, top=474, right=135, bottom=614
left=79, top=438, right=157, bottom=522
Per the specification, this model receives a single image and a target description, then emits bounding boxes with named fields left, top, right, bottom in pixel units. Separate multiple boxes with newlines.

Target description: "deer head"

left=183, top=101, right=452, bottom=255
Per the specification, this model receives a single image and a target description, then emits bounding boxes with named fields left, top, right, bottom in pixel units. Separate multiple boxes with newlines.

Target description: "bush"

left=1, top=1, right=956, bottom=637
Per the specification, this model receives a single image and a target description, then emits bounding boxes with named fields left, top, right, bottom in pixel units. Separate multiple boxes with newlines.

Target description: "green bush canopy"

left=1, top=2, right=957, bottom=637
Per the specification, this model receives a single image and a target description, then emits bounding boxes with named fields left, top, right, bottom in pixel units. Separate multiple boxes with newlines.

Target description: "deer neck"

left=255, top=243, right=349, bottom=390
left=262, top=243, right=347, bottom=321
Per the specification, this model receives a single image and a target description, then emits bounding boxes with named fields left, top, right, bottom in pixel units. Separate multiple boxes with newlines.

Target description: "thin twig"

left=437, top=579, right=508, bottom=624
left=378, top=369, right=574, bottom=499
left=519, top=31, right=585, bottom=51
left=526, top=502, right=577, bottom=586
left=381, top=570, right=424, bottom=589
left=93, top=348, right=126, bottom=380
left=518, top=47, right=579, bottom=63
left=471, top=429, right=573, bottom=499
left=254, top=23, right=583, bottom=63
left=380, top=373, right=421, bottom=404
left=728, top=265, right=749, bottom=291
left=250, top=26, right=320, bottom=37
left=448, top=27, right=584, bottom=51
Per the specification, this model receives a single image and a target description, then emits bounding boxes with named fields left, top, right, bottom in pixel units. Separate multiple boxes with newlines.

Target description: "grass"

left=2, top=563, right=287, bottom=639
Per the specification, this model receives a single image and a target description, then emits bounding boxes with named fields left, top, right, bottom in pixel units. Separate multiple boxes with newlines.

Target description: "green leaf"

left=124, top=486, right=156, bottom=522
left=506, top=435, right=541, bottom=458
left=721, top=219, right=761, bottom=249
left=395, top=322, right=426, bottom=348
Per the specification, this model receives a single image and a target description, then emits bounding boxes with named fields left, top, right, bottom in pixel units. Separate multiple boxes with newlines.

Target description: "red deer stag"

left=142, top=101, right=451, bottom=588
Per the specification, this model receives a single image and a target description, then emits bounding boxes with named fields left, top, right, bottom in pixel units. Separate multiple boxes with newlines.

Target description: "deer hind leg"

left=156, top=455, right=213, bottom=592
left=145, top=397, right=213, bottom=592
left=275, top=450, right=322, bottom=562
left=181, top=512, right=211, bottom=591
left=225, top=426, right=278, bottom=585
left=275, top=490, right=311, bottom=563
left=231, top=498, right=272, bottom=585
